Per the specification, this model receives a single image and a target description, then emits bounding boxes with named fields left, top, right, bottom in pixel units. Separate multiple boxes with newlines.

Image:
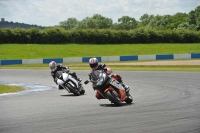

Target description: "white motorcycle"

left=56, top=71, right=85, bottom=96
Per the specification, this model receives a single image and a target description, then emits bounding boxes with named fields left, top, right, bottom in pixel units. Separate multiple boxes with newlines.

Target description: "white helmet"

left=89, top=58, right=98, bottom=68
left=49, top=61, right=57, bottom=70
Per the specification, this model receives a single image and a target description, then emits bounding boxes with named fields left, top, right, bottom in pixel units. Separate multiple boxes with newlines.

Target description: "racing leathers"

left=51, top=64, right=81, bottom=89
left=89, top=64, right=130, bottom=100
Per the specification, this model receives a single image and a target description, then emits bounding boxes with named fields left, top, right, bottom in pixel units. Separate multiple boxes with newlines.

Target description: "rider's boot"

left=77, top=78, right=82, bottom=82
left=122, top=83, right=130, bottom=96
left=116, top=75, right=130, bottom=94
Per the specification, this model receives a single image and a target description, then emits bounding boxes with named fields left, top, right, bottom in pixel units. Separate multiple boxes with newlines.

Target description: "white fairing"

left=57, top=72, right=79, bottom=88
left=57, top=73, right=69, bottom=85
left=68, top=74, right=79, bottom=88
left=57, top=79, right=64, bottom=85
left=63, top=73, right=69, bottom=81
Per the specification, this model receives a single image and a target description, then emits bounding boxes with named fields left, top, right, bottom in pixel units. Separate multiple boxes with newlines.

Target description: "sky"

left=0, top=0, right=199, bottom=27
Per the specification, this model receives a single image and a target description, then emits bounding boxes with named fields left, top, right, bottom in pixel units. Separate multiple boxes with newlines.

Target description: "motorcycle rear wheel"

left=106, top=90, right=122, bottom=106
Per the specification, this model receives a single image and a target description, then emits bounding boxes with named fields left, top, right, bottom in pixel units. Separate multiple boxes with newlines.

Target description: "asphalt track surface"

left=0, top=69, right=200, bottom=133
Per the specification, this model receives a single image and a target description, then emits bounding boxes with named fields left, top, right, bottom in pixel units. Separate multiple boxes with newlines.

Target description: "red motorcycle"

left=84, top=70, right=133, bottom=106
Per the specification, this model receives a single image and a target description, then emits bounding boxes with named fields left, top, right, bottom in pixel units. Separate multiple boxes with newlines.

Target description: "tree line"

left=0, top=6, right=200, bottom=44
left=59, top=6, right=200, bottom=31
left=0, top=6, right=199, bottom=31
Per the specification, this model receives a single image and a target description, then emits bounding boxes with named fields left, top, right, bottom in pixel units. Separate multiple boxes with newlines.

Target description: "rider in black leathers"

left=88, top=57, right=130, bottom=100
left=49, top=61, right=81, bottom=89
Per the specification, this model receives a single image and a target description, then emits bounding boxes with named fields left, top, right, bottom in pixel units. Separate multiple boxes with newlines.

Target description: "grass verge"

left=0, top=61, right=200, bottom=71
left=0, top=84, right=24, bottom=94
left=0, top=43, right=200, bottom=59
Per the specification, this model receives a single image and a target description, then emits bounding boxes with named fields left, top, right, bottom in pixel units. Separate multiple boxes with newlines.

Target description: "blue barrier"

left=43, top=58, right=63, bottom=64
left=1, top=60, right=22, bottom=65
left=191, top=53, right=200, bottom=59
left=156, top=54, right=174, bottom=60
left=0, top=53, right=199, bottom=66
left=120, top=56, right=138, bottom=61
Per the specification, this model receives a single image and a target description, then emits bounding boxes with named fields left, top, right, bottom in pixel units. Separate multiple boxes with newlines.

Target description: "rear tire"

left=106, top=90, right=122, bottom=106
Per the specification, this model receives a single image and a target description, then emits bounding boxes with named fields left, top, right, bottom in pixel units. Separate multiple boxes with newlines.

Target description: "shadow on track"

left=100, top=103, right=134, bottom=107
left=60, top=94, right=86, bottom=97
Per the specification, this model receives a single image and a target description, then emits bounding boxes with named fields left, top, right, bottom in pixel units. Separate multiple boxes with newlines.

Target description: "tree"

left=139, top=13, right=154, bottom=27
left=113, top=16, right=137, bottom=30
left=147, top=15, right=172, bottom=30
left=176, top=22, right=190, bottom=30
left=167, top=12, right=188, bottom=29
left=59, top=18, right=79, bottom=30
left=146, top=15, right=163, bottom=29
left=91, top=14, right=113, bottom=29
left=195, top=6, right=200, bottom=26
left=188, top=10, right=196, bottom=25
left=77, top=14, right=113, bottom=29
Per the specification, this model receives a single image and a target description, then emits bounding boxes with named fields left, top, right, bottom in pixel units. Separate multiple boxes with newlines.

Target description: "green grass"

left=0, top=43, right=200, bottom=59
left=0, top=84, right=24, bottom=94
left=0, top=43, right=200, bottom=71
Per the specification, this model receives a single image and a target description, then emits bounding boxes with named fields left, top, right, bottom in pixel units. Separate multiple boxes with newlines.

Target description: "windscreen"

left=55, top=71, right=63, bottom=78
left=90, top=70, right=101, bottom=81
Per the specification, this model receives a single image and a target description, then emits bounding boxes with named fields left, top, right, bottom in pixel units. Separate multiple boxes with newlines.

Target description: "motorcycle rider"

left=88, top=57, right=130, bottom=100
left=49, top=61, right=82, bottom=89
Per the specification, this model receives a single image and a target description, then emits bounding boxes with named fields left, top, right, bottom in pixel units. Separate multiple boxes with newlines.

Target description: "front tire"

left=125, top=93, right=133, bottom=104
left=66, top=84, right=80, bottom=96
left=106, top=90, right=122, bottom=106
left=79, top=86, right=85, bottom=95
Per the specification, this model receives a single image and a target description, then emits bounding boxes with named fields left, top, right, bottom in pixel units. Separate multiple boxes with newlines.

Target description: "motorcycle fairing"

left=65, top=74, right=79, bottom=89
left=90, top=70, right=101, bottom=83
left=110, top=78, right=122, bottom=90
left=56, top=72, right=80, bottom=93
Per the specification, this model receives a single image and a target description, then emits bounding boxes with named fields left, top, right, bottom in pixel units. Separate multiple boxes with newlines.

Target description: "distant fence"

left=0, top=53, right=200, bottom=65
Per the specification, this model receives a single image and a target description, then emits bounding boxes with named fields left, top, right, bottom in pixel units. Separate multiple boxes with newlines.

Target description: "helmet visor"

left=90, top=62, right=98, bottom=68
left=50, top=65, right=56, bottom=70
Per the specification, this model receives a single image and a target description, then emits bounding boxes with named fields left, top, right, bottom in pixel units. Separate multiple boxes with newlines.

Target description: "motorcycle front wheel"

left=66, top=84, right=80, bottom=96
left=79, top=85, right=85, bottom=95
left=106, top=90, right=122, bottom=106
left=125, top=94, right=133, bottom=104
